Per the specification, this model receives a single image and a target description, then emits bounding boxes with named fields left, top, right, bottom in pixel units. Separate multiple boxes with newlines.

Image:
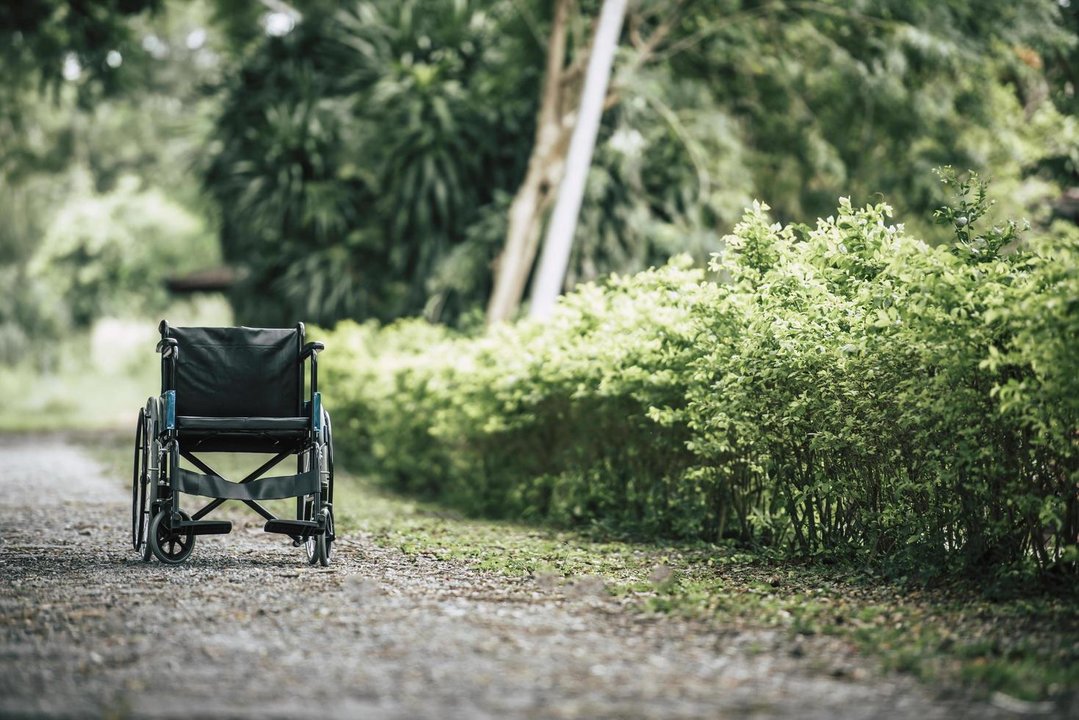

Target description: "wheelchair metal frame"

left=131, top=321, right=335, bottom=566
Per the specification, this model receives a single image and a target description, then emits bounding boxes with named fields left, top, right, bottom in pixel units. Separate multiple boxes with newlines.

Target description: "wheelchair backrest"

left=163, top=325, right=304, bottom=418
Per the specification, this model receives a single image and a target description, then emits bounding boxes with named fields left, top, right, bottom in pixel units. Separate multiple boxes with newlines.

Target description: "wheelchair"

left=130, top=321, right=335, bottom=566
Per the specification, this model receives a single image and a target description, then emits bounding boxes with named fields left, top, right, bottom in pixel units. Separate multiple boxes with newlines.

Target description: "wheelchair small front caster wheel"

left=305, top=508, right=334, bottom=567
left=148, top=509, right=195, bottom=565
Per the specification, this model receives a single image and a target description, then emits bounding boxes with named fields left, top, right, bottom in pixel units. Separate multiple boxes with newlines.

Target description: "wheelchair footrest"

left=264, top=519, right=322, bottom=538
left=177, top=520, right=233, bottom=536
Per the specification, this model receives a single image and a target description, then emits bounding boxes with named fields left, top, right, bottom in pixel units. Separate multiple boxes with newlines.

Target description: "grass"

left=0, top=358, right=157, bottom=433
left=83, top=433, right=1079, bottom=704
left=336, top=476, right=1078, bottom=703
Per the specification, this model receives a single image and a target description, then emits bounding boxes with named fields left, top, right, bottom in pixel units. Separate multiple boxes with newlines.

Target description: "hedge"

left=320, top=181, right=1078, bottom=578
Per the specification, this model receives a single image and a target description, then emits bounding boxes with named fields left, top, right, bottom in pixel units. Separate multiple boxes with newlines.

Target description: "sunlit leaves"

left=319, top=186, right=1077, bottom=580
left=670, top=0, right=1073, bottom=232
left=31, top=173, right=219, bottom=326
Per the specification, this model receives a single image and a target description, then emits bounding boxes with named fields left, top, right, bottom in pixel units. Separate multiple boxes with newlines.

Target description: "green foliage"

left=320, top=186, right=1078, bottom=580
left=685, top=183, right=1077, bottom=575
left=1043, top=1, right=1079, bottom=122
left=0, top=268, right=67, bottom=365
left=205, top=0, right=539, bottom=326
left=5, top=0, right=1077, bottom=336
left=0, top=0, right=223, bottom=360
left=321, top=257, right=708, bottom=527
left=669, top=0, right=1073, bottom=234
left=204, top=0, right=1077, bottom=327
left=932, top=166, right=1026, bottom=261
left=31, top=173, right=219, bottom=327
left=0, top=0, right=162, bottom=109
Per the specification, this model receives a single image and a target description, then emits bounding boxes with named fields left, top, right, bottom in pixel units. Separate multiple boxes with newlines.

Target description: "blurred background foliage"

left=202, top=0, right=1079, bottom=326
left=1, top=0, right=1078, bottom=424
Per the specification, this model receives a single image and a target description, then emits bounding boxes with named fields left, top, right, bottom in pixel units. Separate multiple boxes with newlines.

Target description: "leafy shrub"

left=320, top=179, right=1078, bottom=579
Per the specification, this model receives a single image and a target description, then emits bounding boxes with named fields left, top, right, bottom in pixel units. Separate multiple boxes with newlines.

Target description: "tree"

left=204, top=0, right=540, bottom=325
left=665, top=0, right=1072, bottom=229
left=201, top=0, right=1076, bottom=329
left=529, top=0, right=627, bottom=321
left=0, top=0, right=162, bottom=112
left=0, top=0, right=225, bottom=360
left=487, top=0, right=687, bottom=324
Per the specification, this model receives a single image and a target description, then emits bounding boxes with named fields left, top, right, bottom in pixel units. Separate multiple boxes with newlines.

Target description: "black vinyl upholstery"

left=165, top=326, right=302, bottom=418
left=163, top=325, right=308, bottom=452
left=176, top=416, right=308, bottom=432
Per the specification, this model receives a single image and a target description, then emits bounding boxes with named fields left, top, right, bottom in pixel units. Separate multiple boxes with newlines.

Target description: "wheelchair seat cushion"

left=167, top=326, right=302, bottom=418
left=176, top=416, right=309, bottom=432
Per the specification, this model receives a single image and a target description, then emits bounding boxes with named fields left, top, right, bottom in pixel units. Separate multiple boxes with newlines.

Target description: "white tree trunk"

left=529, top=0, right=627, bottom=321
left=486, top=0, right=572, bottom=325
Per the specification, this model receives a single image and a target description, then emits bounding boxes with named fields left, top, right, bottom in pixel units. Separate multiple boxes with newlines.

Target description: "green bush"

left=320, top=180, right=1078, bottom=579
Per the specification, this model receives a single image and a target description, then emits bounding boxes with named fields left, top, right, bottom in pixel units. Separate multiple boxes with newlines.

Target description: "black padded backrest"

left=167, top=326, right=302, bottom=418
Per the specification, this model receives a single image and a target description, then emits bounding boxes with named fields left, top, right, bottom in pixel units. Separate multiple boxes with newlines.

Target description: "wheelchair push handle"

left=156, top=337, right=179, bottom=355
left=156, top=333, right=179, bottom=395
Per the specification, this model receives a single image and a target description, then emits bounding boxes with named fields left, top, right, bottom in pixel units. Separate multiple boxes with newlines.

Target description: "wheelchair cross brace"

left=185, top=450, right=292, bottom=522
left=163, top=443, right=326, bottom=545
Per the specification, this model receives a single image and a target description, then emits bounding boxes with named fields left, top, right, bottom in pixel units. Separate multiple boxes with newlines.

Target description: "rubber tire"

left=303, top=506, right=334, bottom=567
left=148, top=510, right=195, bottom=565
left=132, top=408, right=158, bottom=562
left=323, top=409, right=334, bottom=507
left=131, top=410, right=149, bottom=552
left=142, top=399, right=165, bottom=562
left=322, top=410, right=335, bottom=563
left=303, top=496, right=318, bottom=565
left=303, top=430, right=335, bottom=565
left=315, top=508, right=334, bottom=567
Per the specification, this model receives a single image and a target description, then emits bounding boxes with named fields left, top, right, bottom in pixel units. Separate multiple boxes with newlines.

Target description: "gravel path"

left=0, top=435, right=1046, bottom=719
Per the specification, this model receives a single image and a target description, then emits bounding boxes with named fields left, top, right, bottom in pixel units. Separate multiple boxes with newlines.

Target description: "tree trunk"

left=530, top=0, right=626, bottom=321
left=486, top=0, right=575, bottom=325
left=485, top=135, right=569, bottom=324
left=485, top=0, right=679, bottom=325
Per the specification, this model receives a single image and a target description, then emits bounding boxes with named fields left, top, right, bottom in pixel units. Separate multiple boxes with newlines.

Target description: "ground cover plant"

left=343, top=479, right=1079, bottom=704
left=319, top=173, right=1079, bottom=583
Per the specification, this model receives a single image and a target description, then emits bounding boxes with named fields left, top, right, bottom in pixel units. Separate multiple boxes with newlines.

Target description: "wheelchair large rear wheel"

left=131, top=409, right=152, bottom=559
left=148, top=509, right=195, bottom=565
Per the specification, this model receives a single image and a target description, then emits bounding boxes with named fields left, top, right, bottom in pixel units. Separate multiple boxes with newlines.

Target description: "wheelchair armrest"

left=300, top=341, right=325, bottom=361
left=300, top=341, right=325, bottom=396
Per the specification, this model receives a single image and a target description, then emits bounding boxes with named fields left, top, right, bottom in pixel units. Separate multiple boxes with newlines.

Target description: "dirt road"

left=0, top=435, right=1043, bottom=718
